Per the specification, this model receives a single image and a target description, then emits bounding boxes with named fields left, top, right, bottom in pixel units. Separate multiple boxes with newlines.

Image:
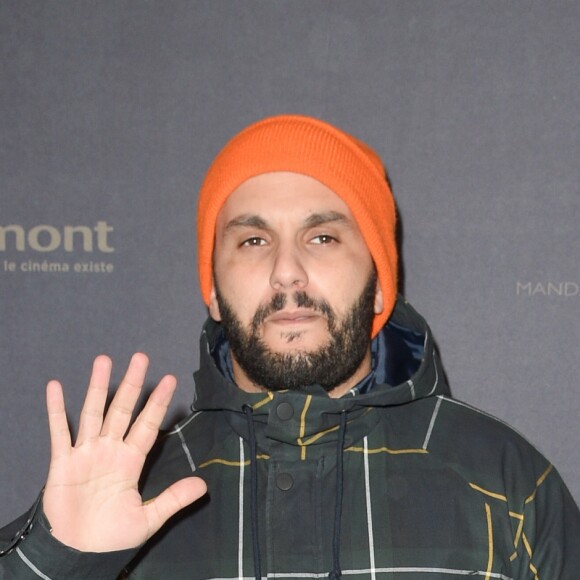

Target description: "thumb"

left=144, top=477, right=207, bottom=535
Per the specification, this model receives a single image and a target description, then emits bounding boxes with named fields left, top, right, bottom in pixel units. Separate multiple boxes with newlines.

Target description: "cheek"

left=313, top=254, right=373, bottom=297
left=213, top=265, right=267, bottom=323
left=214, top=245, right=275, bottom=293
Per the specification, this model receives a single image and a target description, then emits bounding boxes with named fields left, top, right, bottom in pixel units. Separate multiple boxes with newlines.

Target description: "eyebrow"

left=303, top=211, right=351, bottom=228
left=223, top=215, right=269, bottom=232
left=224, top=211, right=351, bottom=233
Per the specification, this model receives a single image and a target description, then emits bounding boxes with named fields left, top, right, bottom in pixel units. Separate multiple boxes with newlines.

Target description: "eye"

left=310, top=234, right=337, bottom=245
left=240, top=236, right=267, bottom=247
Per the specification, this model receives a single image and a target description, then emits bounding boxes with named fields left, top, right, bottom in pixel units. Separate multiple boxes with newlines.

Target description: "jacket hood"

left=192, top=296, right=450, bottom=418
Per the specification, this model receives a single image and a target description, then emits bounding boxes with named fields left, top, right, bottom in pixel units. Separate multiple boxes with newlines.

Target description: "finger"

left=123, top=374, right=177, bottom=456
left=100, top=353, right=149, bottom=440
left=144, top=477, right=207, bottom=536
left=76, top=355, right=113, bottom=445
left=46, top=380, right=72, bottom=459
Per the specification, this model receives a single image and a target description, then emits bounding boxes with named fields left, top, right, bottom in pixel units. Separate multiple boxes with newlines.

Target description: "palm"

left=43, top=354, right=206, bottom=552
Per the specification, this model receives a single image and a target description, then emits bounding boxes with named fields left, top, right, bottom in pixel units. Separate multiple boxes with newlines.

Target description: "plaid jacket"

left=2, top=299, right=579, bottom=579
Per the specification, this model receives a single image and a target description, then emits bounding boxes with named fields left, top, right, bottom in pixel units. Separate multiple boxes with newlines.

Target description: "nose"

left=269, top=245, right=308, bottom=291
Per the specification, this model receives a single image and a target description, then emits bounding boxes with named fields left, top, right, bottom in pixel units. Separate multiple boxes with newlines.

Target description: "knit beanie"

left=197, top=114, right=398, bottom=337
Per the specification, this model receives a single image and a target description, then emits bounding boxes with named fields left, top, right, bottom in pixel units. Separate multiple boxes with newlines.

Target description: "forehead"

left=216, top=171, right=353, bottom=225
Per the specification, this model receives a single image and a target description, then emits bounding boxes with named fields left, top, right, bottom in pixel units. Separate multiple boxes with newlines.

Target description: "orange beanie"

left=197, top=114, right=398, bottom=337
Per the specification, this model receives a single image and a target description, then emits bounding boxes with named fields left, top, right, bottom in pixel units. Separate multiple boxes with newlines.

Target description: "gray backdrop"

left=1, top=1, right=578, bottom=525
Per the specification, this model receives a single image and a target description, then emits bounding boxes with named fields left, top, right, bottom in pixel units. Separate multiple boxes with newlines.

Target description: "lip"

left=266, top=310, right=321, bottom=325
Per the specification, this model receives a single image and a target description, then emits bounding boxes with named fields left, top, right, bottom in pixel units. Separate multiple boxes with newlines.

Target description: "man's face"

left=209, top=172, right=384, bottom=396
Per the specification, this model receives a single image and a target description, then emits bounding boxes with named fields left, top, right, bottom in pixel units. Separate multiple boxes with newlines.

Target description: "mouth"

left=266, top=310, right=322, bottom=326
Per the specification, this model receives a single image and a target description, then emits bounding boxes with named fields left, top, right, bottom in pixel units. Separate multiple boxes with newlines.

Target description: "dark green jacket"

left=2, top=298, right=579, bottom=579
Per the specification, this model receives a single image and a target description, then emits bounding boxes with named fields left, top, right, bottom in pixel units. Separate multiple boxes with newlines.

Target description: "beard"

left=214, top=269, right=377, bottom=392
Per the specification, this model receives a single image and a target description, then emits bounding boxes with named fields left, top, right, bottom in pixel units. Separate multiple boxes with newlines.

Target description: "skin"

left=209, top=171, right=384, bottom=398
left=41, top=171, right=383, bottom=551
left=44, top=354, right=207, bottom=552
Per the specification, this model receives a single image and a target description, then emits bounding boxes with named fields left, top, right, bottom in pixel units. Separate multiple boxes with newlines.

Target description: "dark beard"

left=215, top=270, right=377, bottom=392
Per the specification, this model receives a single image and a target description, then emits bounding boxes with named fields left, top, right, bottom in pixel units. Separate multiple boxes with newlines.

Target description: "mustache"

left=251, top=292, right=334, bottom=331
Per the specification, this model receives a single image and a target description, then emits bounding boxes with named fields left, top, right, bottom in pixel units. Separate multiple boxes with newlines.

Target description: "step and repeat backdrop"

left=1, top=1, right=578, bottom=523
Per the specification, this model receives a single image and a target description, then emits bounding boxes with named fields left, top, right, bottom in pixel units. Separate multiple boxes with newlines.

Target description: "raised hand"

left=43, top=353, right=207, bottom=552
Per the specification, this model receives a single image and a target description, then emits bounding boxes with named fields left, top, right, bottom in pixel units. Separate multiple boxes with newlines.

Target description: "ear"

left=374, top=277, right=384, bottom=315
left=208, top=283, right=222, bottom=321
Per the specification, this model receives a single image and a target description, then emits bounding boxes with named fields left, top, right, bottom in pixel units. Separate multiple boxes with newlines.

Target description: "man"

left=1, top=114, right=579, bottom=578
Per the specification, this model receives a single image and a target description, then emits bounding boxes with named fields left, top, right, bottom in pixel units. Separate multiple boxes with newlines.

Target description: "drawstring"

left=243, top=404, right=262, bottom=580
left=329, top=411, right=347, bottom=580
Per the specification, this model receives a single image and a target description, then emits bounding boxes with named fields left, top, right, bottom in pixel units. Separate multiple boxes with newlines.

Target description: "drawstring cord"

left=243, top=404, right=262, bottom=580
left=329, top=411, right=347, bottom=580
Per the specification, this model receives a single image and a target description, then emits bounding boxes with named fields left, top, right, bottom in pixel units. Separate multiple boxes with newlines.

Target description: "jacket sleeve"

left=0, top=495, right=139, bottom=580
left=517, top=465, right=580, bottom=578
